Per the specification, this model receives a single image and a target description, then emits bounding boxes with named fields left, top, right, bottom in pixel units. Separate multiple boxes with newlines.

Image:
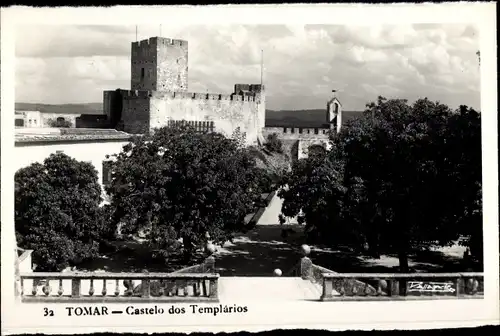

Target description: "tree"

left=105, top=123, right=270, bottom=262
left=441, top=105, right=482, bottom=263
left=15, top=153, right=106, bottom=271
left=279, top=96, right=483, bottom=272
left=264, top=133, right=284, bottom=154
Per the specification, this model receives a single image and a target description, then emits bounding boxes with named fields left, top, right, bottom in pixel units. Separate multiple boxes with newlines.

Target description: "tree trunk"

left=183, top=235, right=193, bottom=263
left=398, top=250, right=409, bottom=273
left=398, top=247, right=409, bottom=296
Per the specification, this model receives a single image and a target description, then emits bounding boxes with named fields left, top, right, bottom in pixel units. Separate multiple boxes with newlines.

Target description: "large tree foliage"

left=279, top=96, right=482, bottom=271
left=105, top=124, right=271, bottom=262
left=15, top=153, right=107, bottom=271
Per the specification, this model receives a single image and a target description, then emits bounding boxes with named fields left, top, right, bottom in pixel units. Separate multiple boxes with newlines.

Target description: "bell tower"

left=326, top=90, right=342, bottom=134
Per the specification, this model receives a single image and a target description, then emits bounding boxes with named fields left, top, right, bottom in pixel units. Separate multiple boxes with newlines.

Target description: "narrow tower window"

left=141, top=68, right=145, bottom=80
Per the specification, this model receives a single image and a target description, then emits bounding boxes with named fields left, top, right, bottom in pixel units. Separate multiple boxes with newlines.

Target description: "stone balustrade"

left=17, top=241, right=220, bottom=303
left=19, top=272, right=220, bottom=303
left=320, top=272, right=484, bottom=301
left=296, top=244, right=484, bottom=301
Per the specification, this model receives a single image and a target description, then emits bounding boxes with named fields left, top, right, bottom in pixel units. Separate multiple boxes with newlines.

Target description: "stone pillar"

left=203, top=242, right=216, bottom=273
left=14, top=248, right=21, bottom=300
left=300, top=244, right=313, bottom=280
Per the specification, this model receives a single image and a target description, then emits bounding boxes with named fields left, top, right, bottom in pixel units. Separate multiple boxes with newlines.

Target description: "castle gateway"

left=103, top=36, right=266, bottom=146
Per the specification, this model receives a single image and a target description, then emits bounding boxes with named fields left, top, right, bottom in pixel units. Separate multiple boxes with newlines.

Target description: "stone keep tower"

left=131, top=37, right=189, bottom=92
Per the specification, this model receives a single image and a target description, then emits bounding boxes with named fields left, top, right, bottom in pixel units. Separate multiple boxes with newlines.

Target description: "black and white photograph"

left=1, top=3, right=498, bottom=334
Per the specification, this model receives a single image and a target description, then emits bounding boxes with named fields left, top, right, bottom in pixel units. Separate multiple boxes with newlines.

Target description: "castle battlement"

left=132, top=37, right=188, bottom=49
left=119, top=90, right=259, bottom=103
left=234, top=84, right=264, bottom=94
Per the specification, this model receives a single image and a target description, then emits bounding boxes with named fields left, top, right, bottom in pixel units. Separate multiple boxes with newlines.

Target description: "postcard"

left=1, top=3, right=498, bottom=334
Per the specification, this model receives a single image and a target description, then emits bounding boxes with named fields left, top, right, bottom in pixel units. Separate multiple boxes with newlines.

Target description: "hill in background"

left=15, top=102, right=364, bottom=126
left=265, top=109, right=364, bottom=128
left=15, top=102, right=103, bottom=115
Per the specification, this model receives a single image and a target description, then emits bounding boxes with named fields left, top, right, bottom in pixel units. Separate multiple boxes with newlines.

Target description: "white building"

left=14, top=128, right=133, bottom=200
left=15, top=110, right=42, bottom=128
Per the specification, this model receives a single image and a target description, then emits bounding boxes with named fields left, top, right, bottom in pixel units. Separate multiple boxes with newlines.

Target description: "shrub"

left=265, top=133, right=284, bottom=153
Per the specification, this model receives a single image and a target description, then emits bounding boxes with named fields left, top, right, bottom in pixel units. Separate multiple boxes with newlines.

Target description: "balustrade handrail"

left=322, top=272, right=484, bottom=279
left=20, top=272, right=219, bottom=279
left=171, top=264, right=206, bottom=274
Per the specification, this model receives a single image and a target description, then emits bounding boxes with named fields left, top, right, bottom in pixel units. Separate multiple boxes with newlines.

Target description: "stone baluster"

left=42, top=279, right=51, bottom=296
left=299, top=244, right=313, bottom=280
left=102, top=280, right=107, bottom=296
left=364, top=282, right=371, bottom=296
left=377, top=279, right=387, bottom=296
left=351, top=282, right=358, bottom=296
left=185, top=282, right=194, bottom=296
left=89, top=279, right=95, bottom=296
left=455, top=277, right=461, bottom=298
left=338, top=281, right=345, bottom=296
left=32, top=279, right=38, bottom=296
left=467, top=278, right=479, bottom=295
left=114, top=279, right=120, bottom=296
left=202, top=279, right=208, bottom=297
left=58, top=279, right=64, bottom=296
left=194, top=281, right=201, bottom=296
left=165, top=281, right=175, bottom=296
left=72, top=279, right=81, bottom=298
left=388, top=279, right=399, bottom=297
left=141, top=279, right=151, bottom=298
left=124, top=279, right=134, bottom=296
left=209, top=278, right=218, bottom=298
left=158, top=280, right=165, bottom=297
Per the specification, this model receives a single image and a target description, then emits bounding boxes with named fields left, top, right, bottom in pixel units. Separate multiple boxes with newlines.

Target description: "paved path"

left=218, top=277, right=323, bottom=302
left=257, top=193, right=298, bottom=225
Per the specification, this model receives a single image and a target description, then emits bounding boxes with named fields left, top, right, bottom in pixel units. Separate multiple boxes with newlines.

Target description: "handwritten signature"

left=407, top=281, right=456, bottom=293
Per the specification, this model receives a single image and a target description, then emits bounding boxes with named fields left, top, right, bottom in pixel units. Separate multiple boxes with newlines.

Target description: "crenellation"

left=151, top=91, right=175, bottom=99
left=193, top=93, right=206, bottom=100
left=171, top=39, right=187, bottom=47
left=121, top=90, right=152, bottom=98
left=263, top=126, right=328, bottom=137
left=208, top=94, right=221, bottom=100
left=234, top=83, right=264, bottom=94
left=145, top=91, right=260, bottom=102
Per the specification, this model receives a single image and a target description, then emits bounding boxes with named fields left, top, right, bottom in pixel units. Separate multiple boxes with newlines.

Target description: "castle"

left=102, top=36, right=266, bottom=146
left=15, top=35, right=344, bottom=160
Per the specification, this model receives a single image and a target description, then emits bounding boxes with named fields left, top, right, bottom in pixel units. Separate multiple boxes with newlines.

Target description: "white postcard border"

left=1, top=3, right=498, bottom=334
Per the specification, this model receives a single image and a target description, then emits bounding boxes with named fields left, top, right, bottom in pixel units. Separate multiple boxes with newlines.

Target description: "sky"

left=15, top=24, right=481, bottom=111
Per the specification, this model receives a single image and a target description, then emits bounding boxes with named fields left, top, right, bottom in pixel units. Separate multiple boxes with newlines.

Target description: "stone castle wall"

left=40, top=113, right=78, bottom=128
left=121, top=92, right=151, bottom=134
left=150, top=91, right=264, bottom=146
left=262, top=127, right=331, bottom=161
left=262, top=126, right=330, bottom=140
left=105, top=89, right=265, bottom=146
